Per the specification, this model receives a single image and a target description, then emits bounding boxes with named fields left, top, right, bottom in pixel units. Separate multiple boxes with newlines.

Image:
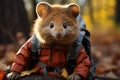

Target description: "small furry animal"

left=7, top=2, right=91, bottom=80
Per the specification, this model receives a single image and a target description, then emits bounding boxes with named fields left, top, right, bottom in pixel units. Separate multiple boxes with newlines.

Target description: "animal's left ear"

left=67, top=3, right=80, bottom=18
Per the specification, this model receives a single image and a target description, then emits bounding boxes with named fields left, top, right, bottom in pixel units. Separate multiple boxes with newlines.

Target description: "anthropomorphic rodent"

left=7, top=2, right=91, bottom=80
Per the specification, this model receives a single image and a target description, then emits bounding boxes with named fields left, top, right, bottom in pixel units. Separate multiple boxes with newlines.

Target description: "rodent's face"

left=34, top=2, right=80, bottom=44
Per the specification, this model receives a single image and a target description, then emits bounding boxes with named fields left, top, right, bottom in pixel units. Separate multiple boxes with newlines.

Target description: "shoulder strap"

left=67, top=31, right=85, bottom=60
left=82, top=29, right=96, bottom=74
left=31, top=34, right=41, bottom=61
left=66, top=29, right=86, bottom=74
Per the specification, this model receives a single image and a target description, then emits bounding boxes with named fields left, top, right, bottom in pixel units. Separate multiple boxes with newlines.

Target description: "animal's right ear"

left=67, top=3, right=80, bottom=18
left=36, top=2, right=51, bottom=18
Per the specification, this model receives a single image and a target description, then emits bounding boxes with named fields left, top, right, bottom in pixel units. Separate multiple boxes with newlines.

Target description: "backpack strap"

left=82, top=29, right=96, bottom=76
left=67, top=31, right=85, bottom=60
left=30, top=34, right=41, bottom=67
left=66, top=30, right=86, bottom=75
left=31, top=34, right=41, bottom=54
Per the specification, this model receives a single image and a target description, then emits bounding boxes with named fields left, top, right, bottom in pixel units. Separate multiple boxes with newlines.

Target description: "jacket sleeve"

left=73, top=48, right=91, bottom=78
left=11, top=38, right=32, bottom=73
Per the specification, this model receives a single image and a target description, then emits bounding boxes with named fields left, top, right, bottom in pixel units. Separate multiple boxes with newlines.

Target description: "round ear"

left=36, top=2, right=51, bottom=18
left=67, top=3, right=80, bottom=18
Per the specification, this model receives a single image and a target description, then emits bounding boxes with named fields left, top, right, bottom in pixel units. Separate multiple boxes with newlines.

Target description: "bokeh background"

left=0, top=0, right=120, bottom=79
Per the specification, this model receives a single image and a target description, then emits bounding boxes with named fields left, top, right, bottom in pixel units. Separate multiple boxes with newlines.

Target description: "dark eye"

left=63, top=23, right=67, bottom=29
left=50, top=23, right=54, bottom=28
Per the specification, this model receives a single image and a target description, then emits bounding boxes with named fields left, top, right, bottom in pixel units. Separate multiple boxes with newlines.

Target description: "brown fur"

left=34, top=2, right=80, bottom=45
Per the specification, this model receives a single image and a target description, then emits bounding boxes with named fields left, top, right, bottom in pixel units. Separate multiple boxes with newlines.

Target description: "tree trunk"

left=0, top=0, right=30, bottom=44
left=87, top=0, right=95, bottom=25
left=116, top=0, right=120, bottom=24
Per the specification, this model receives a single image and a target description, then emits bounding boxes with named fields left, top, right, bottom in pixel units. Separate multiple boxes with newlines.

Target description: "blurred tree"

left=116, top=0, right=120, bottom=24
left=0, top=0, right=30, bottom=44
left=87, top=0, right=95, bottom=25
left=23, top=0, right=37, bottom=25
left=78, top=0, right=87, bottom=13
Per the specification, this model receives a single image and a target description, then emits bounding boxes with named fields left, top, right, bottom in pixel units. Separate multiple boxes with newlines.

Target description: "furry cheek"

left=66, top=26, right=79, bottom=39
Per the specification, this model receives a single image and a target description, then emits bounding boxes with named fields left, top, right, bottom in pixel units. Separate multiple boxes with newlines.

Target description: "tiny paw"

left=68, top=73, right=82, bottom=80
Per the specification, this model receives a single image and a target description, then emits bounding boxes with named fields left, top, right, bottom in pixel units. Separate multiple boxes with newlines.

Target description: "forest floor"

left=91, top=29, right=120, bottom=79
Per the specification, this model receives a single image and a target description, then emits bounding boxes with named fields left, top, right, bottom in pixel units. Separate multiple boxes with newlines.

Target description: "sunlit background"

left=0, top=0, right=120, bottom=79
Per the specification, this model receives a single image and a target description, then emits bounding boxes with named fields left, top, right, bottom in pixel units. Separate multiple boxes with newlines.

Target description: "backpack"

left=30, top=15, right=95, bottom=79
